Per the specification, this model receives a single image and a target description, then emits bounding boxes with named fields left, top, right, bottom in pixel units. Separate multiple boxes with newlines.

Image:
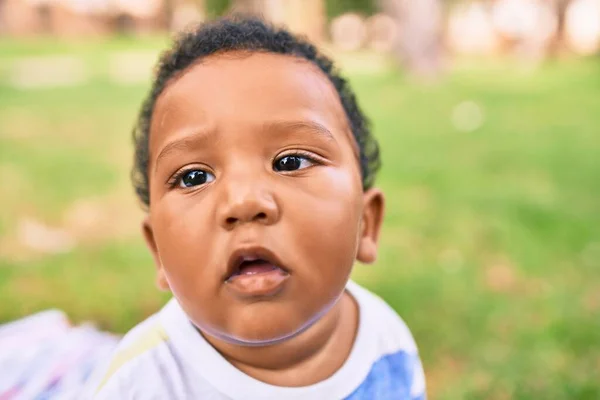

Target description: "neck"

left=202, top=291, right=359, bottom=387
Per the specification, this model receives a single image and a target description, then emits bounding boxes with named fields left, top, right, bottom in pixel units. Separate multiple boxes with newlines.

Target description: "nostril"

left=224, top=212, right=269, bottom=227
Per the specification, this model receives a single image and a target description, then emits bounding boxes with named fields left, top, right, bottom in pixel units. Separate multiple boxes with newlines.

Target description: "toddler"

left=88, top=16, right=426, bottom=400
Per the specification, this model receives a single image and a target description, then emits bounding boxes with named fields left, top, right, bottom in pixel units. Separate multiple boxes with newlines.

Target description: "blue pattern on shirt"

left=344, top=350, right=423, bottom=400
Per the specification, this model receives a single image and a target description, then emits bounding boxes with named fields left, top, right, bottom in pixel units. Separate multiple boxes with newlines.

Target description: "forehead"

left=150, top=51, right=352, bottom=153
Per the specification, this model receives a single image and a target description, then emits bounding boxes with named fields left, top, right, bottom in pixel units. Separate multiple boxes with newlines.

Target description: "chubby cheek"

left=287, top=168, right=363, bottom=295
left=151, top=197, right=220, bottom=310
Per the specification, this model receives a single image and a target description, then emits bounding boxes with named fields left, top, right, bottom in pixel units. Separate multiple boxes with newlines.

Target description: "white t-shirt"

left=85, top=281, right=426, bottom=400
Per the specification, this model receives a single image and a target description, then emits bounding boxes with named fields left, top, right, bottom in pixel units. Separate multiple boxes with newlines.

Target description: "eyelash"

left=274, top=150, right=322, bottom=168
left=167, top=168, right=209, bottom=188
left=167, top=150, right=324, bottom=189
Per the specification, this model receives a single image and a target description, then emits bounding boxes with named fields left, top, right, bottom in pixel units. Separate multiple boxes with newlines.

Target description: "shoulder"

left=346, top=281, right=427, bottom=400
left=347, top=280, right=418, bottom=353
left=84, top=304, right=184, bottom=399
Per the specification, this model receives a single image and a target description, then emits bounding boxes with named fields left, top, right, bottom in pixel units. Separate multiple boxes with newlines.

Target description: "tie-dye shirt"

left=87, top=281, right=426, bottom=400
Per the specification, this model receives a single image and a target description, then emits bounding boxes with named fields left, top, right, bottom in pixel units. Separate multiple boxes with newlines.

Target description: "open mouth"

left=229, top=258, right=279, bottom=277
left=225, top=247, right=289, bottom=282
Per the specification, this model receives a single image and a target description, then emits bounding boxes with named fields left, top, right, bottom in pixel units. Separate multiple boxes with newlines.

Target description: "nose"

left=217, top=177, right=280, bottom=230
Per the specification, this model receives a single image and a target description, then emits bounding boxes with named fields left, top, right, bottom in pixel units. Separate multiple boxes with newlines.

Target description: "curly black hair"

left=132, top=16, right=380, bottom=207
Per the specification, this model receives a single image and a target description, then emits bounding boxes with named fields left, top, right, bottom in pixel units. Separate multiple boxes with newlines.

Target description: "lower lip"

left=226, top=264, right=289, bottom=297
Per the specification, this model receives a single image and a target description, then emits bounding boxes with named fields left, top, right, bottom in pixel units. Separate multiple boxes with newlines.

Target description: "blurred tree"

left=168, top=0, right=206, bottom=30
left=325, top=0, right=376, bottom=19
left=205, top=0, right=232, bottom=17
left=230, top=0, right=262, bottom=14
left=202, top=0, right=377, bottom=19
left=230, top=0, right=326, bottom=42
left=379, top=0, right=443, bottom=79
left=550, top=0, right=574, bottom=54
left=162, top=0, right=175, bottom=29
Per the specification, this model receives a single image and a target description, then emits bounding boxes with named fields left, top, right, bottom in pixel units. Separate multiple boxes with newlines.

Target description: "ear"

left=142, top=216, right=170, bottom=291
left=356, top=188, right=385, bottom=264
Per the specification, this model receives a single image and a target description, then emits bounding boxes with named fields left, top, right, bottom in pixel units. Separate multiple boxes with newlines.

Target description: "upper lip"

left=224, top=245, right=289, bottom=281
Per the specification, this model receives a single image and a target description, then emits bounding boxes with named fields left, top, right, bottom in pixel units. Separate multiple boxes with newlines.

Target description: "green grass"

left=0, top=40, right=599, bottom=399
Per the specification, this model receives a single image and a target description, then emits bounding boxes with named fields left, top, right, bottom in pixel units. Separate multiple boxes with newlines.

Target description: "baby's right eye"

left=178, top=170, right=215, bottom=188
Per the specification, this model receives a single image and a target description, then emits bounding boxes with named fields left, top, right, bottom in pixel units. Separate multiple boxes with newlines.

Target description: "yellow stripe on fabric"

left=95, top=323, right=169, bottom=394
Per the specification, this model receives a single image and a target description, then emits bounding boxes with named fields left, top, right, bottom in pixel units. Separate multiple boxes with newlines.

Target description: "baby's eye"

left=178, top=170, right=215, bottom=188
left=273, top=155, right=315, bottom=172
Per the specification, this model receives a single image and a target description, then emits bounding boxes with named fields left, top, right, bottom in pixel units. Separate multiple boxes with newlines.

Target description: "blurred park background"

left=0, top=0, right=599, bottom=398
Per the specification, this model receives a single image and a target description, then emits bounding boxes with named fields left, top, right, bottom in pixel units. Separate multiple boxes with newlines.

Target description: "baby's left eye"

left=273, top=155, right=314, bottom=172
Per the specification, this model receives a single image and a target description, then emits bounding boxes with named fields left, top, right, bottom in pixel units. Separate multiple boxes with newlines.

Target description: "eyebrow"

left=154, top=127, right=218, bottom=172
left=154, top=119, right=337, bottom=171
left=261, top=120, right=337, bottom=143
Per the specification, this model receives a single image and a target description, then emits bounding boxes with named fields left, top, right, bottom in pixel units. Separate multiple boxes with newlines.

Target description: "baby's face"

left=144, top=51, right=382, bottom=344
